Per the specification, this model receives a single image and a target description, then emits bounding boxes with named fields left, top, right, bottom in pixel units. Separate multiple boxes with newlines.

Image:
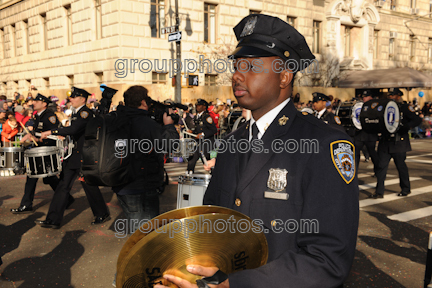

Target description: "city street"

left=0, top=138, right=431, bottom=287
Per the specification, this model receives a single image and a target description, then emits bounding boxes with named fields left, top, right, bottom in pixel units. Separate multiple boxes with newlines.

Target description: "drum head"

left=351, top=102, right=363, bottom=130
left=384, top=101, right=400, bottom=133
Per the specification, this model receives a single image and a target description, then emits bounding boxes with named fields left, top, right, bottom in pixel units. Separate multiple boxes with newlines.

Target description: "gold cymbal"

left=116, top=206, right=268, bottom=288
left=117, top=205, right=252, bottom=271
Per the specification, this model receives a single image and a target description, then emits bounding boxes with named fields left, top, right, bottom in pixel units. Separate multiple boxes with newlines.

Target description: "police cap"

left=362, top=90, right=372, bottom=97
left=70, top=86, right=91, bottom=99
left=229, top=14, right=315, bottom=72
left=34, top=93, right=52, bottom=104
left=388, top=88, right=403, bottom=96
left=312, top=92, right=330, bottom=103
left=196, top=98, right=209, bottom=107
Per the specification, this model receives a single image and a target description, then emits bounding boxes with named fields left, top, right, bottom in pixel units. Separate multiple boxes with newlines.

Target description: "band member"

left=186, top=99, right=217, bottom=173
left=369, top=88, right=422, bottom=199
left=37, top=87, right=110, bottom=229
left=11, top=94, right=74, bottom=214
left=312, top=92, right=344, bottom=132
left=156, top=14, right=359, bottom=288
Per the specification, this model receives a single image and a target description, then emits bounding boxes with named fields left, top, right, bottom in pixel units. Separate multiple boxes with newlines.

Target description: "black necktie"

left=251, top=123, right=259, bottom=141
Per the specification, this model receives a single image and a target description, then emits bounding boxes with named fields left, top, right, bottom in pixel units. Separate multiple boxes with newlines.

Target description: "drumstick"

left=19, top=122, right=38, bottom=147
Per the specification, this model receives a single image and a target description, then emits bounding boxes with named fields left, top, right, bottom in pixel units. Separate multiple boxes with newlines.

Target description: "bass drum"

left=360, top=99, right=400, bottom=134
left=336, top=101, right=363, bottom=130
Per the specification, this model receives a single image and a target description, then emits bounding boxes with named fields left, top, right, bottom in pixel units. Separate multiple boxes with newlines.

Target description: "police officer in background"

left=369, top=88, right=422, bottom=199
left=37, top=87, right=110, bottom=229
left=186, top=98, right=217, bottom=173
left=10, top=94, right=74, bottom=214
left=156, top=14, right=359, bottom=288
left=354, top=90, right=379, bottom=175
left=312, top=92, right=345, bottom=132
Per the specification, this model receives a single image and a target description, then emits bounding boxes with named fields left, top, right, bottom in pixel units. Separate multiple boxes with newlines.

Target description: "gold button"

left=284, top=51, right=290, bottom=57
left=401, top=138, right=404, bottom=140
left=235, top=198, right=241, bottom=207
left=271, top=220, right=277, bottom=227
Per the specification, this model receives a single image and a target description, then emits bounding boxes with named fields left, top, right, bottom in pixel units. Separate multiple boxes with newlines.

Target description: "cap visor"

left=229, top=46, right=277, bottom=59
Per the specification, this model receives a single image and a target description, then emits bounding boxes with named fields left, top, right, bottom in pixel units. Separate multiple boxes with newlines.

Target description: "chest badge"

left=265, top=168, right=289, bottom=200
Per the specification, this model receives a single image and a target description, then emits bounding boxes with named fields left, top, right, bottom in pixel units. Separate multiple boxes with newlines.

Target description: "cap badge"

left=284, top=51, right=290, bottom=57
left=240, top=16, right=257, bottom=37
left=278, top=115, right=289, bottom=126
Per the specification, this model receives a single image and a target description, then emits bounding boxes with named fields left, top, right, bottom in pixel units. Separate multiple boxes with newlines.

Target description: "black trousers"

left=375, top=147, right=410, bottom=196
left=187, top=139, right=213, bottom=172
left=20, top=176, right=61, bottom=207
left=355, top=140, right=379, bottom=175
left=46, top=164, right=109, bottom=225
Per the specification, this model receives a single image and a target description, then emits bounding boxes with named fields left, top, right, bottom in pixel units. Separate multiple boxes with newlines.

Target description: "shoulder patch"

left=49, top=116, right=56, bottom=124
left=371, top=102, right=378, bottom=109
left=207, top=116, right=213, bottom=124
left=80, top=111, right=89, bottom=119
left=408, top=104, right=415, bottom=112
left=302, top=112, right=309, bottom=116
left=334, top=116, right=341, bottom=125
left=330, top=140, right=355, bottom=184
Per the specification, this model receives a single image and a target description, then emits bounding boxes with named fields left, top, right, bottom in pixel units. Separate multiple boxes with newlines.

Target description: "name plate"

left=264, top=191, right=289, bottom=200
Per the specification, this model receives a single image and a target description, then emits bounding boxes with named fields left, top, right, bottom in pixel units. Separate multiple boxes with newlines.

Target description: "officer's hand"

left=154, top=265, right=229, bottom=288
left=57, top=136, right=65, bottom=141
left=204, top=158, right=216, bottom=171
left=163, top=108, right=175, bottom=125
left=20, top=134, right=29, bottom=143
left=40, top=130, right=52, bottom=140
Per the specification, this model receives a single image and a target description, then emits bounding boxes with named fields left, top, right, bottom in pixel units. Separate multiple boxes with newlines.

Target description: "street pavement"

left=0, top=139, right=431, bottom=287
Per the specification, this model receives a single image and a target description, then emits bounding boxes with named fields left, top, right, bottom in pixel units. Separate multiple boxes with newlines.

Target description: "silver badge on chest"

left=265, top=168, right=289, bottom=200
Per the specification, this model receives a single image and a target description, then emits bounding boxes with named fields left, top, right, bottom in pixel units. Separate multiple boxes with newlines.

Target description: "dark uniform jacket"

left=33, top=109, right=60, bottom=147
left=319, top=110, right=346, bottom=133
left=193, top=111, right=217, bottom=139
left=204, top=100, right=359, bottom=287
left=354, top=129, right=378, bottom=142
left=380, top=103, right=422, bottom=154
left=51, top=105, right=93, bottom=169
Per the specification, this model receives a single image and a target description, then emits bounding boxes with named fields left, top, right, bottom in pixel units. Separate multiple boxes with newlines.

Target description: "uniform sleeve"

left=44, top=113, right=60, bottom=132
left=228, top=134, right=359, bottom=288
left=52, top=112, right=89, bottom=137
left=402, top=105, right=422, bottom=130
left=203, top=114, right=217, bottom=138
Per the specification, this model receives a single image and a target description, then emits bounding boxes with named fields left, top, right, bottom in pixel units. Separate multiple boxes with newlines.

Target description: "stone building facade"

left=0, top=0, right=431, bottom=104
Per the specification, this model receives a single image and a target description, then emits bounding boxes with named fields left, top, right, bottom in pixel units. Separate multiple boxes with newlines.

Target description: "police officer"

left=354, top=90, right=379, bottom=175
left=369, top=88, right=422, bottom=199
left=36, top=87, right=110, bottom=229
left=10, top=94, right=74, bottom=214
left=186, top=98, right=217, bottom=173
left=312, top=92, right=344, bottom=132
left=155, top=14, right=359, bottom=288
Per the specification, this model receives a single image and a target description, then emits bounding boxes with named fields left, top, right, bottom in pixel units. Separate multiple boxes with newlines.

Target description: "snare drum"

left=24, top=146, right=62, bottom=178
left=0, top=147, right=24, bottom=171
left=360, top=99, right=401, bottom=134
left=177, top=173, right=211, bottom=208
left=336, top=101, right=363, bottom=130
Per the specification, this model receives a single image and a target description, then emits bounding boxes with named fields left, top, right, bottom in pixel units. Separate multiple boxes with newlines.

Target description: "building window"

left=430, top=3, right=432, bottom=17
left=0, top=28, right=4, bottom=59
left=67, top=75, right=74, bottom=87
left=65, top=4, right=72, bottom=45
left=205, top=74, right=217, bottom=86
left=204, top=3, right=217, bottom=43
left=428, top=38, right=432, bottom=63
left=312, top=21, right=320, bottom=54
left=41, top=13, right=48, bottom=51
left=249, top=10, right=260, bottom=14
left=341, top=25, right=351, bottom=57
left=95, top=72, right=103, bottom=84
left=43, top=77, right=50, bottom=89
left=410, top=0, right=416, bottom=8
left=150, top=0, right=165, bottom=38
left=409, top=35, right=416, bottom=61
left=389, top=38, right=395, bottom=60
left=23, top=19, right=29, bottom=55
left=287, top=16, right=296, bottom=28
left=390, top=0, right=396, bottom=10
left=152, top=72, right=167, bottom=84
left=95, top=0, right=102, bottom=39
left=373, top=30, right=379, bottom=59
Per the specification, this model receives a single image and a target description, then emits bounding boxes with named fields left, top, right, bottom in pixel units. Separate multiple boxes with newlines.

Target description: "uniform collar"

left=37, top=108, right=47, bottom=116
left=197, top=111, right=204, bottom=118
left=73, top=104, right=85, bottom=114
left=316, top=108, right=326, bottom=119
left=250, top=98, right=290, bottom=140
